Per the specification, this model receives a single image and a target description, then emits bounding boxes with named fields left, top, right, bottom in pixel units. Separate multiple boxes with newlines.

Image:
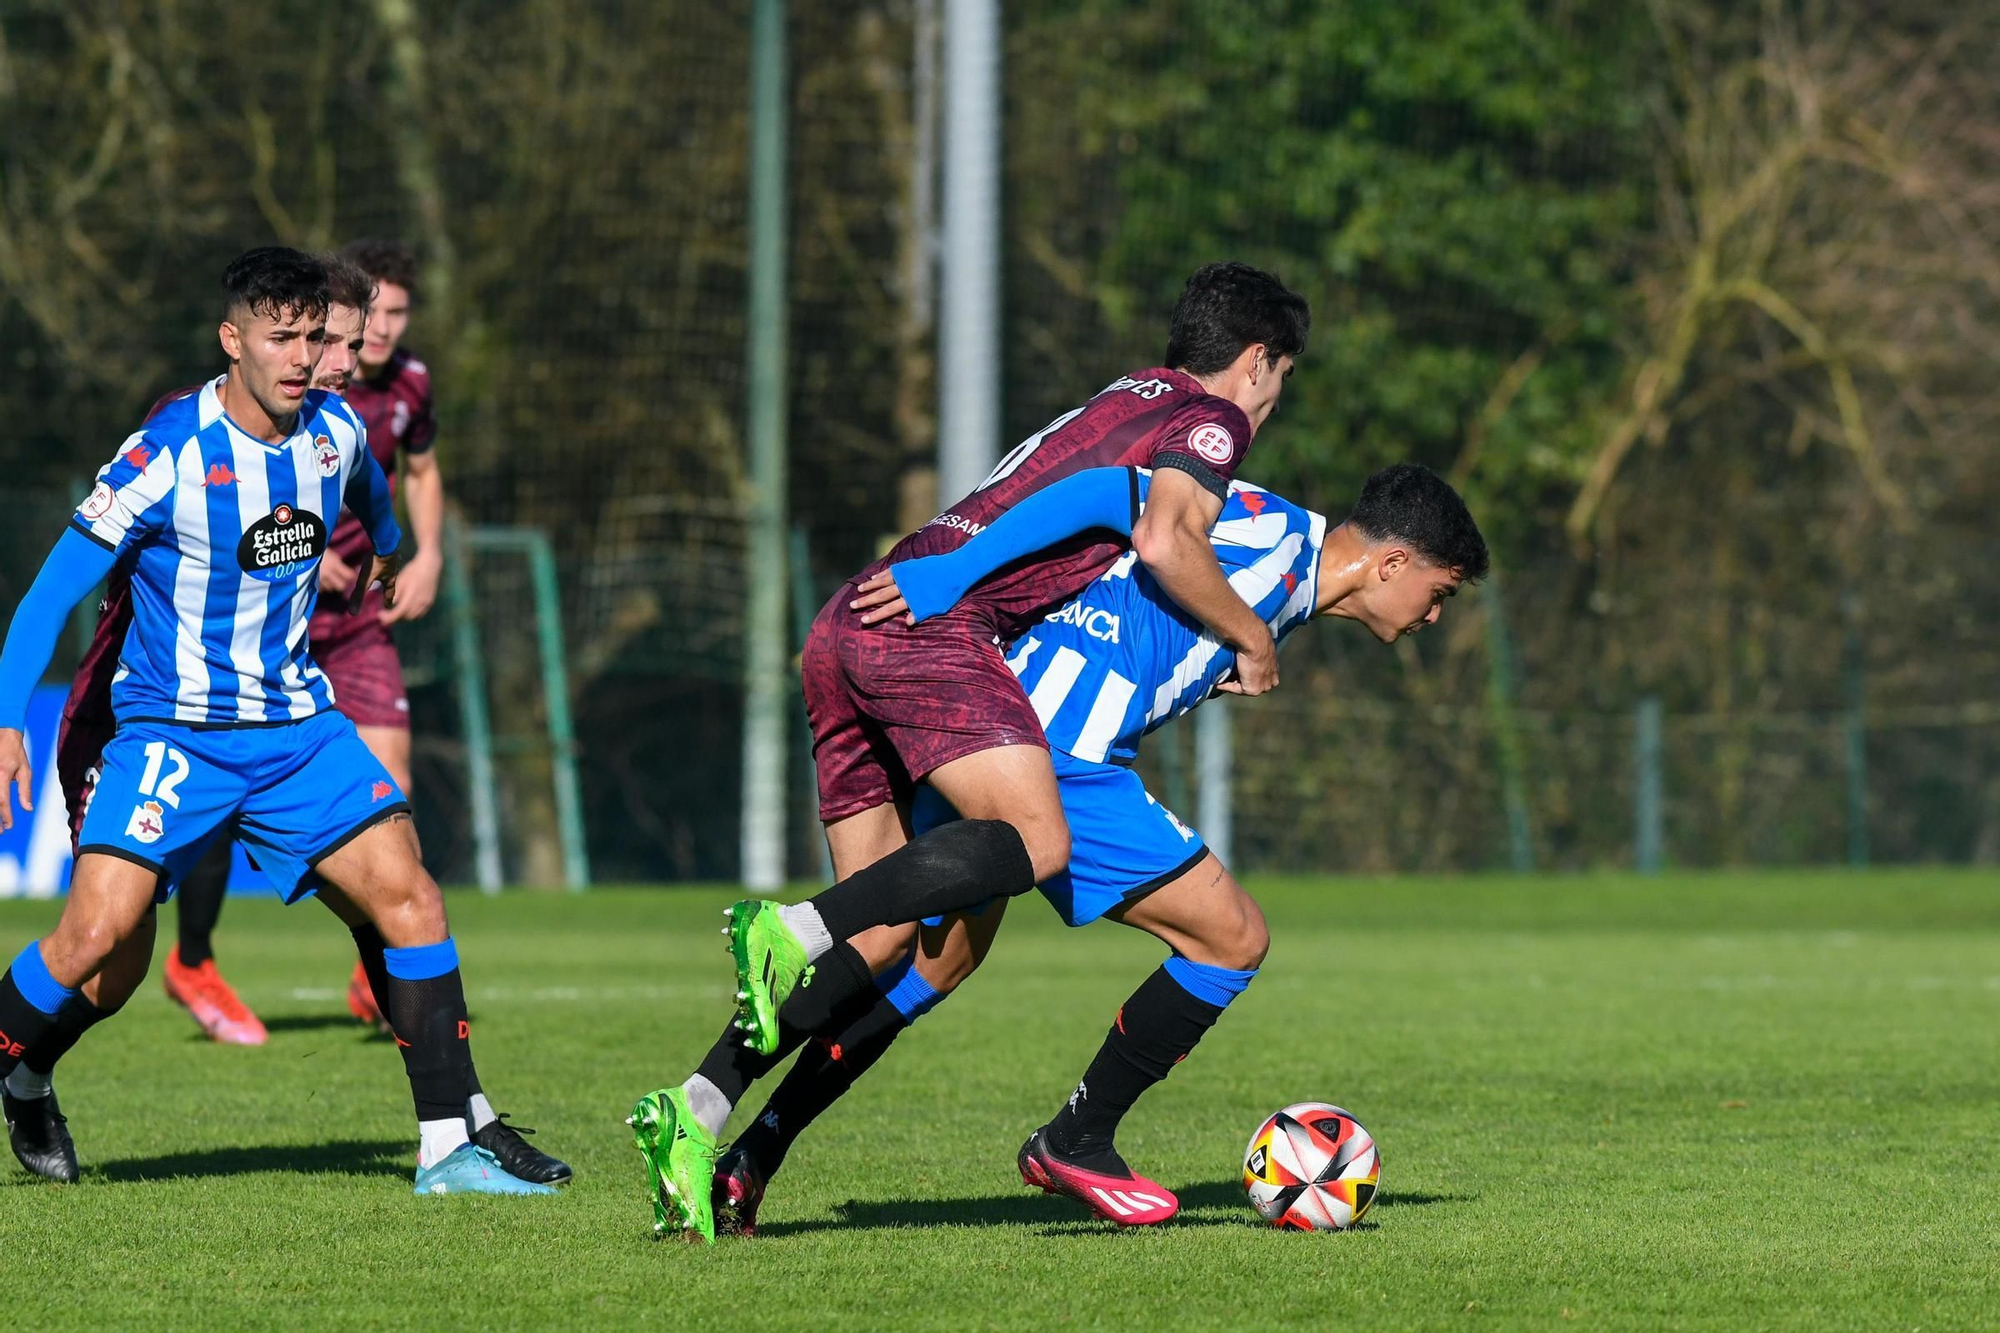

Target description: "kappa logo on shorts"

left=371, top=780, right=394, bottom=802
left=125, top=799, right=166, bottom=844
left=313, top=434, right=341, bottom=477
left=1187, top=422, right=1235, bottom=466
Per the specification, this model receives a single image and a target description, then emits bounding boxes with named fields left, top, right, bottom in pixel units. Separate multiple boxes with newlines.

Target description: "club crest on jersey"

left=126, top=800, right=166, bottom=844
left=237, top=504, right=326, bottom=581
left=1188, top=422, right=1235, bottom=465
left=313, top=434, right=341, bottom=477
left=79, top=482, right=116, bottom=521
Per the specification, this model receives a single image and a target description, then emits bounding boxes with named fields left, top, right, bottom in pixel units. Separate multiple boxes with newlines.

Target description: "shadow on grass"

left=256, top=1014, right=392, bottom=1037
left=93, top=1138, right=409, bottom=1183
left=755, top=1180, right=1470, bottom=1238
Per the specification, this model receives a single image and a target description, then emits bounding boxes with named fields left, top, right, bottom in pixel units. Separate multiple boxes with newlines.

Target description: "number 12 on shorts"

left=137, top=741, right=190, bottom=809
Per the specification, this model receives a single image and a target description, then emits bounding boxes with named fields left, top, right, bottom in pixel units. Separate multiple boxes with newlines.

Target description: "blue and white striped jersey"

left=69, top=376, right=400, bottom=727
left=1007, top=473, right=1325, bottom=765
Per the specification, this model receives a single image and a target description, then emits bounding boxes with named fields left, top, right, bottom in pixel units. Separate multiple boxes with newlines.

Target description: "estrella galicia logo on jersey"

left=236, top=503, right=326, bottom=581
left=313, top=434, right=341, bottom=477
left=1046, top=599, right=1121, bottom=644
left=1187, top=422, right=1235, bottom=465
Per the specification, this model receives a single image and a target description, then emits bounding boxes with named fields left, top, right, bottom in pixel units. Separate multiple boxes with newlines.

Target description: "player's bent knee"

left=1019, top=819, right=1071, bottom=884
left=914, top=818, right=1041, bottom=900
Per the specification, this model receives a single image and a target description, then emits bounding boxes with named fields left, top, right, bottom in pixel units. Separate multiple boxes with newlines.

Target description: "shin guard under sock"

left=735, top=991, right=909, bottom=1180
left=807, top=820, right=1035, bottom=943
left=382, top=939, right=475, bottom=1123
left=1042, top=963, right=1231, bottom=1175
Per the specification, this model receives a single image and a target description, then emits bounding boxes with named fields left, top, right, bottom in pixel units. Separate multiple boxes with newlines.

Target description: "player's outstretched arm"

left=1131, top=467, right=1278, bottom=696
left=0, top=528, right=118, bottom=827
left=852, top=466, right=1139, bottom=625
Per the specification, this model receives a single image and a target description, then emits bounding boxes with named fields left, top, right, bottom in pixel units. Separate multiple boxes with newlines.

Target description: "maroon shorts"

left=56, top=706, right=115, bottom=857
left=310, top=597, right=410, bottom=730
left=803, top=581, right=1048, bottom=823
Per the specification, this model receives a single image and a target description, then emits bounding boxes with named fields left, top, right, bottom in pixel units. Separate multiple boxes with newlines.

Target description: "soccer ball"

left=1242, top=1102, right=1380, bottom=1231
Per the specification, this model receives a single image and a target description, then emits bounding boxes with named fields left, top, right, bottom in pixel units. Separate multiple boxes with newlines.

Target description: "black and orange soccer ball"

left=1242, top=1102, right=1380, bottom=1231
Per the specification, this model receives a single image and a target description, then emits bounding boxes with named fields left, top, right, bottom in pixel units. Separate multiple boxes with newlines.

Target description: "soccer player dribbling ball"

left=0, top=248, right=565, bottom=1195
left=630, top=262, right=1312, bottom=1241
left=709, top=464, right=1487, bottom=1231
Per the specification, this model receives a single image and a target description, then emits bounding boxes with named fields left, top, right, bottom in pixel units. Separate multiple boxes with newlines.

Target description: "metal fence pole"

left=443, top=519, right=503, bottom=892
left=740, top=0, right=791, bottom=893
left=1634, top=695, right=1664, bottom=874
left=1197, top=700, right=1233, bottom=870
left=1842, top=588, right=1869, bottom=867
left=936, top=0, right=1002, bottom=500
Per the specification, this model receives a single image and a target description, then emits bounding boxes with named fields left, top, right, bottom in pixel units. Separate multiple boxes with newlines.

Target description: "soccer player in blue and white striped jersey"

left=0, top=248, right=556, bottom=1196
left=708, top=463, right=1488, bottom=1232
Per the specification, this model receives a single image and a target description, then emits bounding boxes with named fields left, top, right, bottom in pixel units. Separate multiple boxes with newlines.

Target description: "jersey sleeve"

left=330, top=400, right=404, bottom=556
left=403, top=377, right=438, bottom=455
left=1147, top=399, right=1253, bottom=501
left=70, top=432, right=179, bottom=555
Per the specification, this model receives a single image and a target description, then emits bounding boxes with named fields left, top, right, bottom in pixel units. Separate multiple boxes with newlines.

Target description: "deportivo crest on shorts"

left=1187, top=422, right=1235, bottom=466
left=126, top=799, right=166, bottom=844
left=314, top=434, right=340, bottom=476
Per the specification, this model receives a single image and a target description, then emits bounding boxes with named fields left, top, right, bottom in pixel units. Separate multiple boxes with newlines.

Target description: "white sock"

left=419, top=1118, right=471, bottom=1169
left=467, top=1093, right=498, bottom=1131
left=4, top=1066, right=50, bottom=1100
left=680, top=1073, right=733, bottom=1139
left=778, top=902, right=834, bottom=962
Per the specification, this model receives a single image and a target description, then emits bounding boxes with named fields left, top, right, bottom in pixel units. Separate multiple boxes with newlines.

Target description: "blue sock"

left=876, top=953, right=945, bottom=1024
left=10, top=942, right=76, bottom=1017
left=383, top=937, right=460, bottom=981
left=1162, top=954, right=1258, bottom=1008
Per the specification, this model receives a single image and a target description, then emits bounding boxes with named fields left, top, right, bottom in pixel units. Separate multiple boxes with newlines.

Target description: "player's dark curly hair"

left=1164, top=262, right=1311, bottom=375
left=340, top=238, right=419, bottom=300
left=222, top=247, right=329, bottom=324
left=320, top=252, right=377, bottom=318
left=1347, top=463, right=1491, bottom=581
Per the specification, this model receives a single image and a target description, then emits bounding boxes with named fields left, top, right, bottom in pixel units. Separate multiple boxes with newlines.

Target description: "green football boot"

left=724, top=899, right=813, bottom=1057
left=628, top=1087, right=719, bottom=1242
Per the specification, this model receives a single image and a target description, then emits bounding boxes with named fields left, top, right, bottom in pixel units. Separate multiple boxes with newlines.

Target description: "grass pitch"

left=2, top=870, right=1996, bottom=1331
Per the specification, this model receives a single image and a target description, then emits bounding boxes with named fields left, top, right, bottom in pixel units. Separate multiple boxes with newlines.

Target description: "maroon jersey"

left=322, top=347, right=434, bottom=570
left=56, top=384, right=203, bottom=830
left=871, top=368, right=1252, bottom=639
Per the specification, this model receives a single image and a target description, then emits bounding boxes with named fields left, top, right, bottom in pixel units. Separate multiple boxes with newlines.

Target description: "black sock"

left=808, top=820, right=1035, bottom=943
left=734, top=992, right=908, bottom=1181
left=174, top=840, right=232, bottom=968
left=382, top=964, right=476, bottom=1122
left=1042, top=965, right=1227, bottom=1176
left=692, top=943, right=876, bottom=1107
left=350, top=924, right=394, bottom=1022
left=0, top=973, right=61, bottom=1083
left=19, top=995, right=120, bottom=1081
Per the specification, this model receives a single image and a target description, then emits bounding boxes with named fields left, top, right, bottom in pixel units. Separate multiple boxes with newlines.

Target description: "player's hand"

left=369, top=553, right=404, bottom=618
left=378, top=551, right=439, bottom=624
left=850, top=569, right=914, bottom=627
left=319, top=549, right=359, bottom=595
left=0, top=727, right=33, bottom=832
left=1216, top=633, right=1279, bottom=697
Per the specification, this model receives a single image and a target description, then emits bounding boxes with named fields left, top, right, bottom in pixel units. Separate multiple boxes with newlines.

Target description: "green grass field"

left=2, top=871, right=1996, bottom=1331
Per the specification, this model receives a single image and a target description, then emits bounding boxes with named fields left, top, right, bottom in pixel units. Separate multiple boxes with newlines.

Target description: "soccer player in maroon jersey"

left=631, top=262, right=1311, bottom=1240
left=315, top=239, right=448, bottom=1031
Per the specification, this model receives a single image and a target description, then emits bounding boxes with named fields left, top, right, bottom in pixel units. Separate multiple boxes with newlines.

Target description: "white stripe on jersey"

left=168, top=442, right=214, bottom=723
left=278, top=428, right=329, bottom=712
left=1006, top=636, right=1041, bottom=675
left=1070, top=670, right=1137, bottom=764
left=1210, top=510, right=1291, bottom=548
left=228, top=444, right=275, bottom=721
left=1145, top=537, right=1302, bottom=725
left=1028, top=647, right=1088, bottom=728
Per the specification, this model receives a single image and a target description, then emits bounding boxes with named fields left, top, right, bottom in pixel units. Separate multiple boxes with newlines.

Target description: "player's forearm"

left=892, top=467, right=1136, bottom=622
left=1135, top=520, right=1272, bottom=655
left=0, top=528, right=117, bottom=730
left=401, top=456, right=445, bottom=564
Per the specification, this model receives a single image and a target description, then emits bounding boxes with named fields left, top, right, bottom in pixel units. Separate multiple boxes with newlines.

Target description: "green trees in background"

left=2, top=0, right=1995, bottom=872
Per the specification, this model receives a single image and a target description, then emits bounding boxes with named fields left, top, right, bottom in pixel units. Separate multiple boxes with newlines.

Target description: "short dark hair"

left=320, top=252, right=377, bottom=317
left=340, top=238, right=419, bottom=299
left=222, top=247, right=329, bottom=325
left=1164, top=262, right=1311, bottom=374
left=1347, top=463, right=1491, bottom=581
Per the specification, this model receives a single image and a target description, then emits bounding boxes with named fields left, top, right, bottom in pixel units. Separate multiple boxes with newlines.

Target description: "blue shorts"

left=912, top=749, right=1208, bottom=928
left=76, top=711, right=409, bottom=904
